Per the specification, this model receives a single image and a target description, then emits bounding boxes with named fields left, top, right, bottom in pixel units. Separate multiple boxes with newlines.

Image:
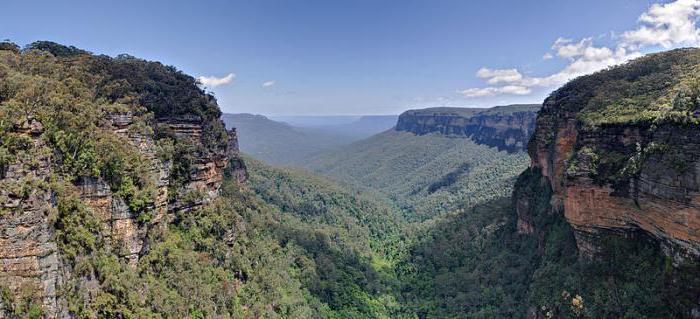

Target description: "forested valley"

left=1, top=41, right=699, bottom=319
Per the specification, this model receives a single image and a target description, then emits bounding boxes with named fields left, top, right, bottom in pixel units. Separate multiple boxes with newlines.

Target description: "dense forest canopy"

left=302, top=130, right=529, bottom=220
left=1, top=41, right=221, bottom=120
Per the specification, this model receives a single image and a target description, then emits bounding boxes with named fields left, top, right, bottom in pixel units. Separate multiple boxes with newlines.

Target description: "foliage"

left=0, top=41, right=20, bottom=53
left=3, top=42, right=699, bottom=318
left=544, top=48, right=700, bottom=127
left=397, top=197, right=536, bottom=318
left=0, top=284, right=43, bottom=319
left=93, top=53, right=222, bottom=121
left=304, top=130, right=529, bottom=221
left=245, top=158, right=409, bottom=317
left=24, top=41, right=90, bottom=57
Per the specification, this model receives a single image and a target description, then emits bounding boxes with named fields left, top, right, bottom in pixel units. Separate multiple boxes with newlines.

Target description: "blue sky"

left=2, top=0, right=698, bottom=115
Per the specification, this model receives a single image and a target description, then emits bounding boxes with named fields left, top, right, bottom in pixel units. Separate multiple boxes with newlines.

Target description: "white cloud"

left=460, top=0, right=700, bottom=98
left=262, top=80, right=276, bottom=88
left=543, top=52, right=554, bottom=60
left=197, top=73, right=235, bottom=87
left=476, top=68, right=523, bottom=84
left=468, top=46, right=639, bottom=95
left=460, top=85, right=531, bottom=98
left=552, top=37, right=591, bottom=58
left=622, top=0, right=700, bottom=49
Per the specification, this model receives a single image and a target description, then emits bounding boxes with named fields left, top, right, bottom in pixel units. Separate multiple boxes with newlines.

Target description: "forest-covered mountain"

left=0, top=41, right=407, bottom=319
left=221, top=113, right=356, bottom=165
left=304, top=115, right=399, bottom=140
left=303, top=129, right=529, bottom=220
left=302, top=105, right=537, bottom=220
left=1, top=41, right=700, bottom=319
left=222, top=113, right=397, bottom=166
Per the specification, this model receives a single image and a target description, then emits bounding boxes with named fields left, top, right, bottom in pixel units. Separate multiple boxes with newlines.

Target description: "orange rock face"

left=520, top=97, right=700, bottom=261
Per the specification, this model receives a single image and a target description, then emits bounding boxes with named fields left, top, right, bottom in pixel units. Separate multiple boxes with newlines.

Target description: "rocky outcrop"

left=514, top=49, right=700, bottom=262
left=0, top=114, right=245, bottom=317
left=227, top=128, right=248, bottom=184
left=395, top=104, right=539, bottom=152
left=527, top=110, right=700, bottom=261
left=0, top=42, right=249, bottom=318
left=0, top=119, right=63, bottom=316
left=159, top=115, right=234, bottom=213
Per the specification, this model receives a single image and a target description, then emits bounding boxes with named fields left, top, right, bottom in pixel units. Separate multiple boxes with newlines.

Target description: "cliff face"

left=0, top=115, right=244, bottom=316
left=0, top=119, right=62, bottom=314
left=0, top=43, right=246, bottom=317
left=395, top=104, right=539, bottom=152
left=515, top=48, right=700, bottom=262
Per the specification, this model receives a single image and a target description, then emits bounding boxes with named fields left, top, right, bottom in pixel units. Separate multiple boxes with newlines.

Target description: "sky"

left=2, top=0, right=700, bottom=115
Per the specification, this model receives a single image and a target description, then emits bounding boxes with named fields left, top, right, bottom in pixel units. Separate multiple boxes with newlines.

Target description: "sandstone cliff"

left=395, top=104, right=539, bottom=152
left=514, top=48, right=700, bottom=262
left=0, top=116, right=244, bottom=317
left=0, top=43, right=246, bottom=317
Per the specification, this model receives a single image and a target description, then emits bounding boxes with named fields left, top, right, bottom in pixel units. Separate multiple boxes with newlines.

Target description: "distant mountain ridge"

left=272, top=114, right=398, bottom=139
left=301, top=104, right=538, bottom=220
left=222, top=113, right=355, bottom=165
left=223, top=113, right=398, bottom=166
left=395, top=104, right=540, bottom=152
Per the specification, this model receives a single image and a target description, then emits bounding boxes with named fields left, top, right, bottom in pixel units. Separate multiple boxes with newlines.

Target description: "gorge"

left=1, top=42, right=700, bottom=318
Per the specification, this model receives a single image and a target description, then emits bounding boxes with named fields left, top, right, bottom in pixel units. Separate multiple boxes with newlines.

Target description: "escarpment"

left=514, top=48, right=700, bottom=262
left=0, top=42, right=245, bottom=317
left=395, top=104, right=539, bottom=152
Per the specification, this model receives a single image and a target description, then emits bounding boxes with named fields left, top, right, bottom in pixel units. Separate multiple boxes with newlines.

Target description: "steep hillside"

left=516, top=48, right=700, bottom=261
left=304, top=106, right=537, bottom=220
left=222, top=113, right=355, bottom=165
left=513, top=48, right=700, bottom=318
left=236, top=158, right=410, bottom=318
left=304, top=129, right=529, bottom=220
left=0, top=41, right=250, bottom=317
left=0, top=41, right=410, bottom=319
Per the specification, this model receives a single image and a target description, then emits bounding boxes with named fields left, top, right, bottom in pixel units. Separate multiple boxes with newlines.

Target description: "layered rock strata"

left=395, top=104, right=539, bottom=152
left=523, top=103, right=700, bottom=261
left=0, top=114, right=245, bottom=317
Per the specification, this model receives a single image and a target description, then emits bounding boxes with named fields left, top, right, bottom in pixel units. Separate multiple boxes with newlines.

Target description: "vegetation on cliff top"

left=400, top=104, right=540, bottom=118
left=0, top=40, right=228, bottom=217
left=546, top=48, right=700, bottom=127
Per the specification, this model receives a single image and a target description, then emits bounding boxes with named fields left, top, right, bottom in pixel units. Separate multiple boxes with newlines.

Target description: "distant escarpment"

left=514, top=48, right=700, bottom=263
left=0, top=42, right=245, bottom=317
left=395, top=104, right=540, bottom=152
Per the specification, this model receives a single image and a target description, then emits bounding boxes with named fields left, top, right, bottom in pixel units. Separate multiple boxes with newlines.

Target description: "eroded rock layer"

left=0, top=120, right=62, bottom=315
left=0, top=115, right=244, bottom=317
left=395, top=104, right=539, bottom=152
left=515, top=48, right=700, bottom=262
